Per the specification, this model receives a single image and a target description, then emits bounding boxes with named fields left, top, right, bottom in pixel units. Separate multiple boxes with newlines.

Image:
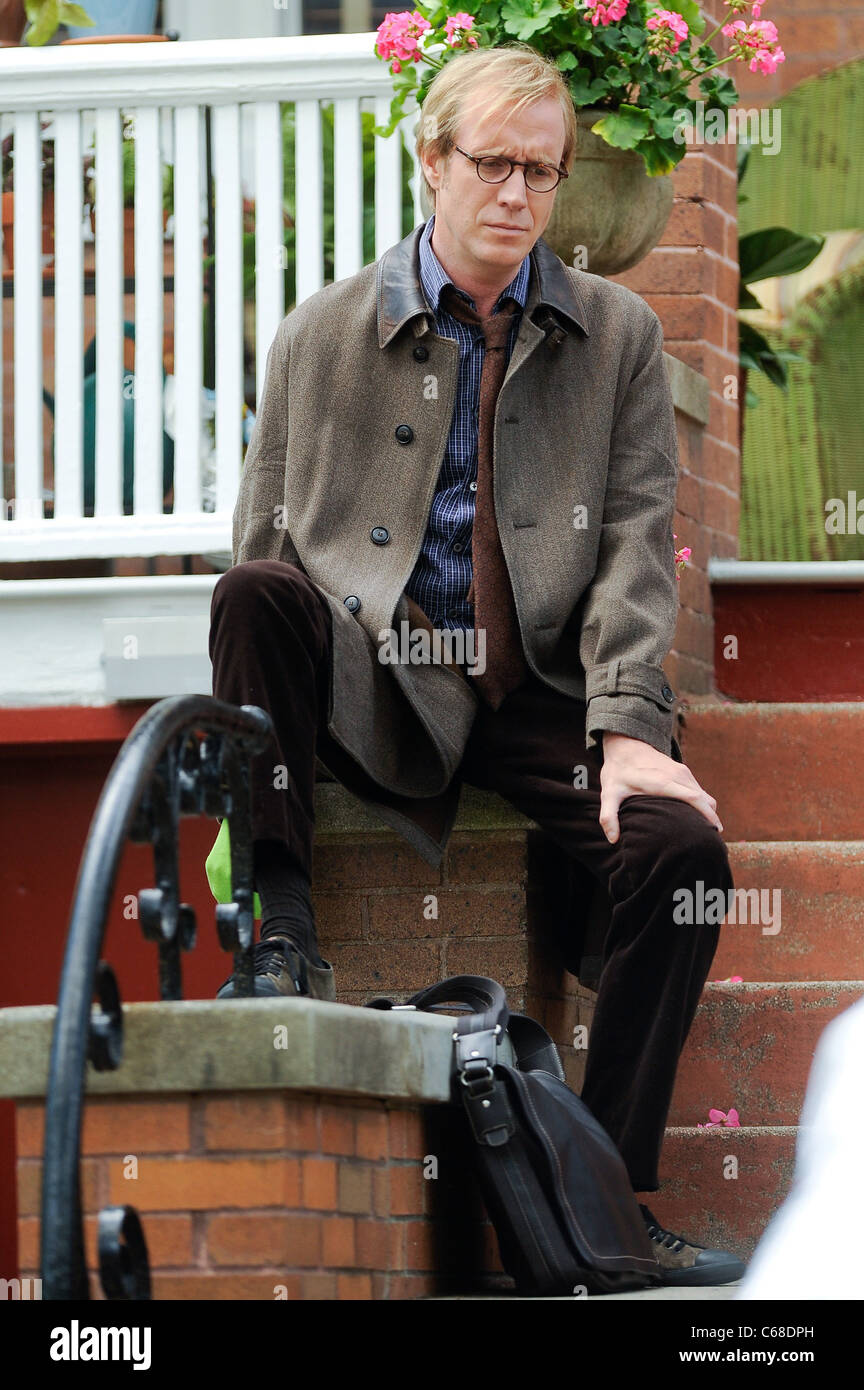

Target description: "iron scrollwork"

left=41, top=695, right=272, bottom=1300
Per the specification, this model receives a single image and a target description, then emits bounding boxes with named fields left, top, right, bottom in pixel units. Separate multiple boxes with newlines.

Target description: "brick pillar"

left=604, top=5, right=740, bottom=697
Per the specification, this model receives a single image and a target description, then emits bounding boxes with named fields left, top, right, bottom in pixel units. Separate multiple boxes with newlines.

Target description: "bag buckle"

left=454, top=1026, right=501, bottom=1097
left=459, top=1058, right=495, bottom=1094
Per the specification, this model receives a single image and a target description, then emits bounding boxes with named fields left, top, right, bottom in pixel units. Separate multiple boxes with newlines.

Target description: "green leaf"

left=568, top=73, right=608, bottom=105
left=58, top=3, right=96, bottom=23
left=738, top=285, right=761, bottom=310
left=556, top=50, right=579, bottom=71
left=739, top=227, right=825, bottom=284
left=24, top=0, right=59, bottom=45
left=501, top=0, right=564, bottom=40
left=641, top=139, right=682, bottom=176
left=651, top=114, right=682, bottom=139
left=773, top=347, right=806, bottom=365
left=591, top=105, right=652, bottom=151
left=738, top=321, right=790, bottom=389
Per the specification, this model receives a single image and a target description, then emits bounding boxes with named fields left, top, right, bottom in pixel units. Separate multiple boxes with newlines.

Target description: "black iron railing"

left=40, top=695, right=273, bottom=1300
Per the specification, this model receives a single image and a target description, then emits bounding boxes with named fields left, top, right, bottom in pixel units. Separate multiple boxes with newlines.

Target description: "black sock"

left=253, top=839, right=327, bottom=969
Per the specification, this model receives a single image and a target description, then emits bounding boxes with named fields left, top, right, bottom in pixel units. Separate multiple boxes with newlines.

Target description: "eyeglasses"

left=453, top=144, right=568, bottom=193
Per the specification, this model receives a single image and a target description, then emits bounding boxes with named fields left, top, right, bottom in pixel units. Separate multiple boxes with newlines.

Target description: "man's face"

left=420, top=85, right=567, bottom=280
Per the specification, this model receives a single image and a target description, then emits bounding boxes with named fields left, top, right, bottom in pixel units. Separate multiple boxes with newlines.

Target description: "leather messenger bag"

left=368, top=974, right=663, bottom=1297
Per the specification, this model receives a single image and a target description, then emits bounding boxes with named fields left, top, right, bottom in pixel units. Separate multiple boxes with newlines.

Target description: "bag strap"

left=506, top=1013, right=566, bottom=1082
left=365, top=978, right=563, bottom=1078
left=404, top=975, right=509, bottom=1036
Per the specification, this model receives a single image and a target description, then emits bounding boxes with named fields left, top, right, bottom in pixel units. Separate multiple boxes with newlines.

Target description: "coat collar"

left=376, top=221, right=590, bottom=349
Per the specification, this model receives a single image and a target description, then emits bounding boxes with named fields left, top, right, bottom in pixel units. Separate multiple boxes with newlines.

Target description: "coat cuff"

left=584, top=659, right=677, bottom=756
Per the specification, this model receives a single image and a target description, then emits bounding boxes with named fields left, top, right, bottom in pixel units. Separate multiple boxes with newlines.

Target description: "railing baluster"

left=253, top=101, right=285, bottom=407
left=374, top=96, right=402, bottom=262
left=172, top=104, right=203, bottom=518
left=294, top=98, right=323, bottom=307
left=12, top=111, right=43, bottom=525
left=213, top=102, right=243, bottom=518
left=132, top=105, right=165, bottom=519
left=93, top=107, right=124, bottom=521
left=52, top=110, right=85, bottom=523
left=333, top=96, right=363, bottom=283
left=0, top=113, right=6, bottom=499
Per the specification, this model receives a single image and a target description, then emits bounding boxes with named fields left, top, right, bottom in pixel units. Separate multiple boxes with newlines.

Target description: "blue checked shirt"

left=403, top=214, right=530, bottom=631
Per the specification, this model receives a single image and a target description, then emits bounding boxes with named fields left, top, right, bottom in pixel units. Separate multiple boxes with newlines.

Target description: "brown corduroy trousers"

left=209, top=558, right=731, bottom=1192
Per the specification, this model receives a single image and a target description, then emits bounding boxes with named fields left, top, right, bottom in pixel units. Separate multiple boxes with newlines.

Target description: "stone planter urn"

left=420, top=107, right=674, bottom=278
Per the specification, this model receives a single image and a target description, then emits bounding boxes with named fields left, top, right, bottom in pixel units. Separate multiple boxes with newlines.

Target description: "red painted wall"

left=713, top=585, right=864, bottom=700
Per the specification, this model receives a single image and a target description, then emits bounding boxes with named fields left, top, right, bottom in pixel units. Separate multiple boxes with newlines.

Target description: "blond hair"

left=415, top=43, right=577, bottom=206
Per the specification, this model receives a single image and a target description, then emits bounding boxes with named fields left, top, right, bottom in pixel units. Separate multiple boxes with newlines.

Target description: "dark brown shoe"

left=217, top=937, right=336, bottom=1001
left=639, top=1205, right=746, bottom=1286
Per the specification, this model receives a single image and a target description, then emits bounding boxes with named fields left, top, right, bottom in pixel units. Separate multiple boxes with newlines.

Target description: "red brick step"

left=713, top=842, right=864, bottom=981
left=669, top=982, right=864, bottom=1126
left=679, top=703, right=864, bottom=842
left=656, top=1126, right=798, bottom=1261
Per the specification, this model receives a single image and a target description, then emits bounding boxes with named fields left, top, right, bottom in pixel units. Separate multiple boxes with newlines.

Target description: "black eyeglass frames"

left=453, top=144, right=568, bottom=193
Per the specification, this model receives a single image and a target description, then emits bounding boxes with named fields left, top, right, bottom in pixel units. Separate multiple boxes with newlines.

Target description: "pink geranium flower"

left=375, top=10, right=432, bottom=69
left=584, top=0, right=629, bottom=27
left=673, top=533, right=691, bottom=581
left=646, top=8, right=690, bottom=55
left=698, top=1106, right=741, bottom=1128
left=722, top=18, right=786, bottom=75
left=444, top=12, right=479, bottom=47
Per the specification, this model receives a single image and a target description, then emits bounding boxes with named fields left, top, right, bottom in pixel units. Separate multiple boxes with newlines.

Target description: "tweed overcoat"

left=231, top=222, right=682, bottom=868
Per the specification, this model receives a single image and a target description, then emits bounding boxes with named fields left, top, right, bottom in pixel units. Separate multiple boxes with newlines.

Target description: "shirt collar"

left=418, top=213, right=530, bottom=318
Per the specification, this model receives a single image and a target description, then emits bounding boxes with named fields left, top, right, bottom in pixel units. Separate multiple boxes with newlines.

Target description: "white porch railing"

left=0, top=34, right=422, bottom=563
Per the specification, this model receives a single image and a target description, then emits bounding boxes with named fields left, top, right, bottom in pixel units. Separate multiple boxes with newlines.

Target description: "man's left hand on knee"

left=599, top=732, right=723, bottom=844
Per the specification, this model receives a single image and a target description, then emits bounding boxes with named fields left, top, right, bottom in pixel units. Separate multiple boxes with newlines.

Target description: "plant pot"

left=61, top=33, right=168, bottom=43
left=62, top=0, right=158, bottom=39
left=541, top=109, right=674, bottom=275
left=420, top=107, right=674, bottom=277
left=2, top=190, right=55, bottom=272
left=0, top=0, right=26, bottom=47
left=89, top=204, right=170, bottom=274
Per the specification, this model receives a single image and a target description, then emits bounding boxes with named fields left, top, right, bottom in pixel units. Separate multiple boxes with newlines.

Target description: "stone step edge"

left=678, top=700, right=864, bottom=716
left=664, top=1124, right=797, bottom=1136
left=698, top=982, right=864, bottom=991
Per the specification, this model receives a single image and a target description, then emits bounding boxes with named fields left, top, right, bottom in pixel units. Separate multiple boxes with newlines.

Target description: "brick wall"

left=15, top=1090, right=506, bottom=1300
left=312, top=824, right=590, bottom=1093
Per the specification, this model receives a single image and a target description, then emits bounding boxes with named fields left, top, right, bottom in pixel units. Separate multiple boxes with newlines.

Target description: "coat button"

left=371, top=527, right=390, bottom=545
left=344, top=595, right=361, bottom=613
left=469, top=480, right=478, bottom=492
left=395, top=424, right=414, bottom=444
left=413, top=345, right=429, bottom=361
left=661, top=685, right=675, bottom=702
left=453, top=541, right=464, bottom=553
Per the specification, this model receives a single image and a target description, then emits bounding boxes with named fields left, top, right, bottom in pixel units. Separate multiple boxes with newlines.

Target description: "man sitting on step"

left=207, top=41, right=744, bottom=1287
